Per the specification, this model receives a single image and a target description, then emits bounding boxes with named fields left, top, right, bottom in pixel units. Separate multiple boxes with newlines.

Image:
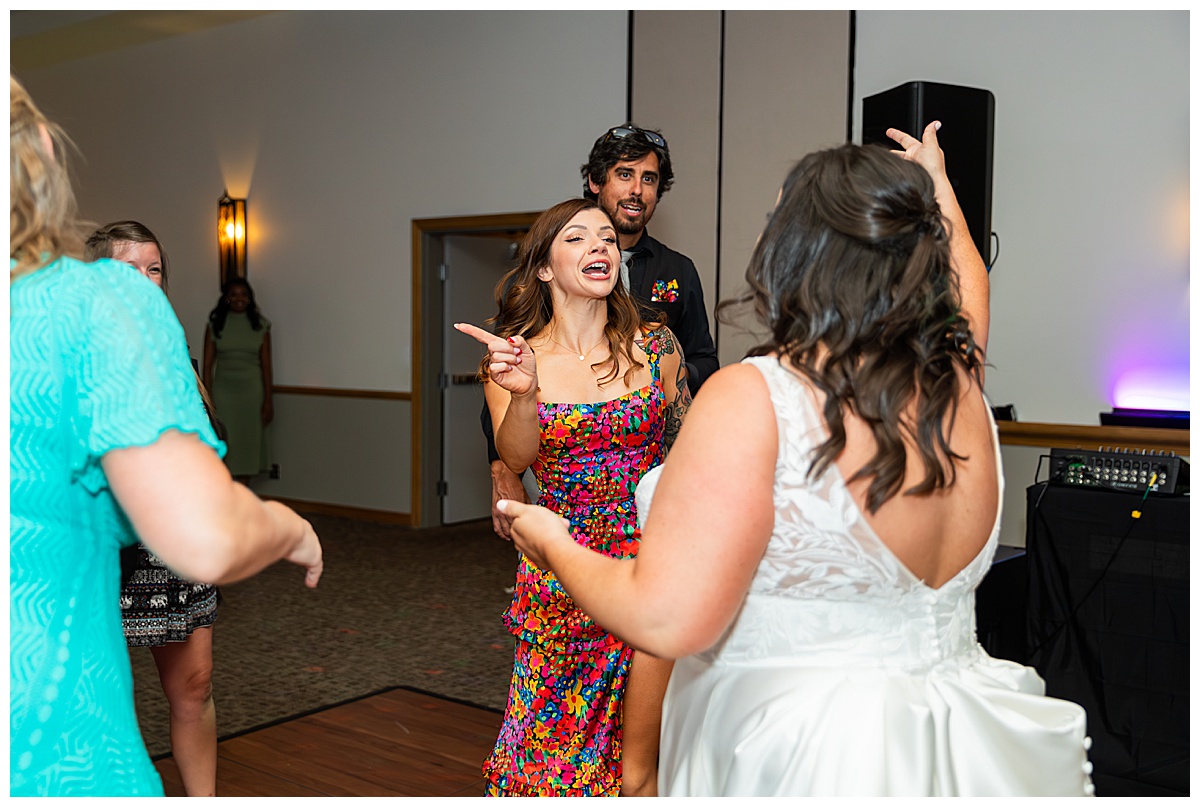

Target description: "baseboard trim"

left=273, top=385, right=411, bottom=401
left=265, top=496, right=413, bottom=526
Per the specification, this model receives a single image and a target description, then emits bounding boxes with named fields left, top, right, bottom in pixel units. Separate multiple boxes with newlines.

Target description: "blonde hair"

left=10, top=75, right=83, bottom=280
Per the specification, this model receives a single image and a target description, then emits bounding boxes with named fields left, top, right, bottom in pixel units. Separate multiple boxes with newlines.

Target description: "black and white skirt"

left=120, top=545, right=218, bottom=647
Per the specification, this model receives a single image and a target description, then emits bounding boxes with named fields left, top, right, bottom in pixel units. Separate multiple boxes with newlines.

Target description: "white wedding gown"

left=636, top=356, right=1094, bottom=796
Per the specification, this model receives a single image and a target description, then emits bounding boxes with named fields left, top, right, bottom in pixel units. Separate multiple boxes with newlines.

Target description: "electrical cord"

left=1025, top=473, right=1158, bottom=660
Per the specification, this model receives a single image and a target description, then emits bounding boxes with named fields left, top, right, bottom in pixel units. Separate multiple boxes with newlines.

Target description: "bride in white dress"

left=498, top=122, right=1093, bottom=796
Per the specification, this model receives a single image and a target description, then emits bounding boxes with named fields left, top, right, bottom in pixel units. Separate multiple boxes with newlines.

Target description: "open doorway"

left=411, top=212, right=540, bottom=527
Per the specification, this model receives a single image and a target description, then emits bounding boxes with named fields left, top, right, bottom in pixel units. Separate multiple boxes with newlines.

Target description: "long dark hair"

left=208, top=277, right=264, bottom=336
left=719, top=143, right=984, bottom=513
left=481, top=198, right=661, bottom=387
left=84, top=220, right=170, bottom=294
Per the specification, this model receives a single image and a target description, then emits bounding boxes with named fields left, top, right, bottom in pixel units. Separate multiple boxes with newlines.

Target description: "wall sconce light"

left=218, top=191, right=247, bottom=285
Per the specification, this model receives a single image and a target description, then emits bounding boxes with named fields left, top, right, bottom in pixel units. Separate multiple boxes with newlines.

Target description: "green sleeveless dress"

left=209, top=311, right=271, bottom=476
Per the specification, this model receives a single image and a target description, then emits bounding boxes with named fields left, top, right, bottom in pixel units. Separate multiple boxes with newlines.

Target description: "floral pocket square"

left=650, top=278, right=680, bottom=303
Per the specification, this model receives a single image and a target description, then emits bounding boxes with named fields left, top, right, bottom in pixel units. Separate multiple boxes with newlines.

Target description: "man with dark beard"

left=485, top=123, right=718, bottom=540
left=580, top=123, right=719, bottom=390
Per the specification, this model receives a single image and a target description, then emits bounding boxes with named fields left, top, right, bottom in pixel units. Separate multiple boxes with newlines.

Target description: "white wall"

left=854, top=11, right=1190, bottom=425
left=19, top=11, right=1188, bottom=523
left=19, top=11, right=628, bottom=516
left=855, top=11, right=1189, bottom=548
left=20, top=10, right=628, bottom=392
left=630, top=11, right=851, bottom=367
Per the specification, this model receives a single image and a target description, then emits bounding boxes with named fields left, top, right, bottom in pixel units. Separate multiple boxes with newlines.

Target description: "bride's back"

left=725, top=143, right=996, bottom=595
left=831, top=367, right=999, bottom=590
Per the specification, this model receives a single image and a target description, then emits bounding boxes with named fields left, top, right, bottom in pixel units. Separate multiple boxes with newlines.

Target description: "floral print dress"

left=482, top=333, right=667, bottom=797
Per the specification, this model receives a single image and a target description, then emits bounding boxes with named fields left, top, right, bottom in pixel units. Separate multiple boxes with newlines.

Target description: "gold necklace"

left=546, top=332, right=606, bottom=361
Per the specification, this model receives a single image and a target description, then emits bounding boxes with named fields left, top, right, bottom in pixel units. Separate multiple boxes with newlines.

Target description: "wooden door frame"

left=410, top=212, right=540, bottom=527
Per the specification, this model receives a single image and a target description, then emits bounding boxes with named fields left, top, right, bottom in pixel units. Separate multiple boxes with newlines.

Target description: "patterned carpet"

left=129, top=513, right=519, bottom=758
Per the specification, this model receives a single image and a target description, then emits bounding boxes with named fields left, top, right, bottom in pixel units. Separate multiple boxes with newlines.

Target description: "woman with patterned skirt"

left=84, top=221, right=223, bottom=797
left=456, top=198, right=690, bottom=796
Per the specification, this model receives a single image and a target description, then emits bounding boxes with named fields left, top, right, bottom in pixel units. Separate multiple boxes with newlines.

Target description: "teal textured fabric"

left=10, top=256, right=224, bottom=796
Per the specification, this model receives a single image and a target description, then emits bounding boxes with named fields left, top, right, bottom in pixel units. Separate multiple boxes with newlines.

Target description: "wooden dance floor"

left=154, top=687, right=502, bottom=797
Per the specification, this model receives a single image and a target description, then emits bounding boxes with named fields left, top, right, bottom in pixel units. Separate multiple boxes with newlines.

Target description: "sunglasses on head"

left=604, top=126, right=667, bottom=150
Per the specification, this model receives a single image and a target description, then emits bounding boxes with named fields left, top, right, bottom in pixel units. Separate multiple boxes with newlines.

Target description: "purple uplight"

left=1111, top=367, right=1190, bottom=411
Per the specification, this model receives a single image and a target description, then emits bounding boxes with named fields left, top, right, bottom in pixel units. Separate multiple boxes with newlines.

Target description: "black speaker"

left=861, top=81, right=995, bottom=267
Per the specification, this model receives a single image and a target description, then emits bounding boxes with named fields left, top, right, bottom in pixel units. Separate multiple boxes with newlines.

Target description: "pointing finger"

left=453, top=322, right=500, bottom=346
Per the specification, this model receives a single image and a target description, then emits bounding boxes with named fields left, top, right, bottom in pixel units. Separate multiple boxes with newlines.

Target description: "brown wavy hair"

left=10, top=75, right=83, bottom=280
left=719, top=144, right=984, bottom=513
left=480, top=198, right=661, bottom=387
left=85, top=220, right=171, bottom=294
left=85, top=220, right=220, bottom=417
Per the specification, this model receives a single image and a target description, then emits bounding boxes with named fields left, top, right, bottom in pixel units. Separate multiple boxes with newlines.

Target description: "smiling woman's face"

left=112, top=240, right=164, bottom=290
left=537, top=208, right=620, bottom=301
left=224, top=283, right=251, bottom=313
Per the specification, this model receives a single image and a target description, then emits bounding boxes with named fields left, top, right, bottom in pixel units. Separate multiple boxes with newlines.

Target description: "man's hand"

left=490, top=460, right=529, bottom=540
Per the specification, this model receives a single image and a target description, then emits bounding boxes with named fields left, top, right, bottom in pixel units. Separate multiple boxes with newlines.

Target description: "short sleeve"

left=69, top=261, right=225, bottom=493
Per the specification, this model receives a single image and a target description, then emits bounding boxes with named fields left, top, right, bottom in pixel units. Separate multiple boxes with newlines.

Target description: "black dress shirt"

left=623, top=230, right=719, bottom=391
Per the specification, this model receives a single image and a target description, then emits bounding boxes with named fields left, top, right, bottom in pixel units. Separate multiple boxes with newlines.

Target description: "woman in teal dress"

left=203, top=277, right=273, bottom=481
left=9, top=75, right=324, bottom=797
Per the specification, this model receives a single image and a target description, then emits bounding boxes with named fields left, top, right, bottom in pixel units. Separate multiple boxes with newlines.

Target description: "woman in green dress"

left=203, top=278, right=273, bottom=482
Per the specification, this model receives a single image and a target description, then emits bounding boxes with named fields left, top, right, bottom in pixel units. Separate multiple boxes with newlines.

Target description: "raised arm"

left=887, top=121, right=990, bottom=357
left=455, top=322, right=540, bottom=474
left=501, top=362, right=777, bottom=657
left=103, top=429, right=322, bottom=588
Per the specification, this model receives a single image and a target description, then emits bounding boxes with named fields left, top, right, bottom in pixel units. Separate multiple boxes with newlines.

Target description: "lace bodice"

left=636, top=355, right=1005, bottom=670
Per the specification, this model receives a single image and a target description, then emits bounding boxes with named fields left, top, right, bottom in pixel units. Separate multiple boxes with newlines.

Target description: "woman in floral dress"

left=456, top=198, right=690, bottom=796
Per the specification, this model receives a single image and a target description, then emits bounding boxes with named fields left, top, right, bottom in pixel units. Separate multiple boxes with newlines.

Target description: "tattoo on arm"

left=655, top=327, right=676, bottom=356
left=660, top=329, right=692, bottom=451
